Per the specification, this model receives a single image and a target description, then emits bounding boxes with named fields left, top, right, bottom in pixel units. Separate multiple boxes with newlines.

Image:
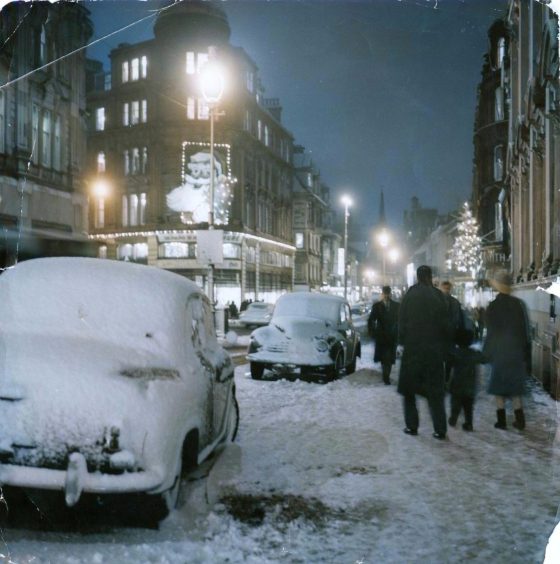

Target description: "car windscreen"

left=248, top=303, right=270, bottom=310
left=273, top=297, right=339, bottom=322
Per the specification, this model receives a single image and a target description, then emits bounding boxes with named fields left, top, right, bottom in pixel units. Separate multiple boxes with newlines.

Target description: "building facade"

left=86, top=1, right=295, bottom=306
left=472, top=19, right=510, bottom=281
left=0, top=2, right=94, bottom=268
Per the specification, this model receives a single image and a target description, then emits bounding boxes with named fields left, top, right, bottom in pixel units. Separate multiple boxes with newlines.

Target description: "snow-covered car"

left=238, top=302, right=274, bottom=327
left=247, top=292, right=361, bottom=380
left=0, top=258, right=238, bottom=518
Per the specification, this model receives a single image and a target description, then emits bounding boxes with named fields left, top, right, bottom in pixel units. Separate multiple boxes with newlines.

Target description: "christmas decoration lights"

left=449, top=202, right=483, bottom=279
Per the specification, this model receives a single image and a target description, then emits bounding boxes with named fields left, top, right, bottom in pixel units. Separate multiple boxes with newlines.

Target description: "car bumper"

left=0, top=458, right=165, bottom=506
left=247, top=350, right=332, bottom=368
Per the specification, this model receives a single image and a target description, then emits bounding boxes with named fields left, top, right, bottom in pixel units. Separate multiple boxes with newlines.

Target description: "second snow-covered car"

left=0, top=258, right=238, bottom=519
left=238, top=302, right=274, bottom=327
left=247, top=292, right=361, bottom=380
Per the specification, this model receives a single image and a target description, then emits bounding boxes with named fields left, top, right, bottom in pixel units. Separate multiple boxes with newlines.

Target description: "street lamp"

left=341, top=195, right=352, bottom=300
left=377, top=229, right=390, bottom=284
left=200, top=56, right=225, bottom=307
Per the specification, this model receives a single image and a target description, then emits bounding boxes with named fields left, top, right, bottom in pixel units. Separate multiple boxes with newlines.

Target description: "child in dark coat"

left=448, top=329, right=486, bottom=431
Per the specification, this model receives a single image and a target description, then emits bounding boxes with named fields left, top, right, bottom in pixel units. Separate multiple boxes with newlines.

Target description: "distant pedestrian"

left=440, top=280, right=465, bottom=383
left=228, top=301, right=239, bottom=319
left=368, top=286, right=400, bottom=385
left=398, top=265, right=453, bottom=440
left=240, top=299, right=249, bottom=312
left=483, top=271, right=531, bottom=430
left=447, top=329, right=486, bottom=431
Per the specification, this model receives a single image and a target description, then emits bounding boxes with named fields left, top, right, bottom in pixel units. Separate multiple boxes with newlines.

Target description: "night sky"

left=85, top=0, right=508, bottom=229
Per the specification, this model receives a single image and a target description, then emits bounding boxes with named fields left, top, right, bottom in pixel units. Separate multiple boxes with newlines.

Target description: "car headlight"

left=314, top=338, right=329, bottom=353
left=248, top=337, right=262, bottom=353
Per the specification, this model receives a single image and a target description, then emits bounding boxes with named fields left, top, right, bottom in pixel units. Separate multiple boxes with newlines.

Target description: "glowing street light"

left=341, top=195, right=352, bottom=300
left=376, top=229, right=391, bottom=284
left=200, top=51, right=226, bottom=308
left=388, top=248, right=400, bottom=263
left=92, top=180, right=109, bottom=199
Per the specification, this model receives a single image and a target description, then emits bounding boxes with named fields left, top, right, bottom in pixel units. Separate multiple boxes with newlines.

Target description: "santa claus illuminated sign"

left=166, top=141, right=234, bottom=225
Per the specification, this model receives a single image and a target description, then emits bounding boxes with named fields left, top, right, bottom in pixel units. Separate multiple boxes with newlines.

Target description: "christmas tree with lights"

left=449, top=202, right=483, bottom=279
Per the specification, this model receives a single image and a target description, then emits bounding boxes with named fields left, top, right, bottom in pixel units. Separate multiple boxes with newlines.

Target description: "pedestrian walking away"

left=368, top=285, right=400, bottom=385
left=483, top=271, right=531, bottom=431
left=397, top=265, right=453, bottom=440
left=447, top=328, right=486, bottom=431
left=440, top=280, right=465, bottom=384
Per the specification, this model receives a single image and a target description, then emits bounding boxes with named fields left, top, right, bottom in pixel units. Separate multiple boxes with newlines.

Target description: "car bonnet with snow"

left=247, top=293, right=346, bottom=367
left=0, top=258, right=215, bottom=502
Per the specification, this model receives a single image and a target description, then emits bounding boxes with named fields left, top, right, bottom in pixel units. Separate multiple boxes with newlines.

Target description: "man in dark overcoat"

left=397, top=265, right=452, bottom=439
left=440, top=280, right=465, bottom=383
left=483, top=271, right=531, bottom=430
left=368, top=286, right=400, bottom=385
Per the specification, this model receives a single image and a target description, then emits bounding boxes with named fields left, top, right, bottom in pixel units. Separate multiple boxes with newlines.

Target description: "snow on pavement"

left=2, top=340, right=560, bottom=563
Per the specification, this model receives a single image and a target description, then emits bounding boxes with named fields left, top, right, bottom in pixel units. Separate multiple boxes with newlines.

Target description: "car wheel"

left=227, top=386, right=240, bottom=442
left=162, top=465, right=181, bottom=513
left=250, top=362, right=265, bottom=380
left=327, top=348, right=344, bottom=380
left=346, top=355, right=357, bottom=374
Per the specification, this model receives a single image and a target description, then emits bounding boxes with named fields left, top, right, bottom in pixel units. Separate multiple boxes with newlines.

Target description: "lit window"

left=133, top=243, right=148, bottom=261
left=493, top=145, right=503, bottom=181
left=160, top=242, right=190, bottom=258
left=122, top=61, right=129, bottom=83
left=123, top=102, right=129, bottom=126
left=131, top=101, right=140, bottom=125
left=117, top=244, right=132, bottom=261
left=98, top=245, right=108, bottom=259
left=141, top=55, right=148, bottom=78
left=307, top=173, right=313, bottom=187
left=246, top=70, right=254, bottom=92
left=495, top=201, right=503, bottom=241
left=295, top=232, right=304, bottom=249
left=129, top=193, right=138, bottom=225
left=53, top=115, right=61, bottom=170
left=139, top=193, right=147, bottom=225
left=142, top=147, right=148, bottom=174
left=141, top=99, right=147, bottom=122
left=41, top=110, right=51, bottom=167
left=187, top=97, right=195, bottom=119
left=122, top=194, right=128, bottom=226
left=223, top=243, right=241, bottom=259
left=40, top=25, right=46, bottom=64
left=198, top=98, right=209, bottom=120
left=197, top=52, right=208, bottom=73
left=244, top=110, right=251, bottom=131
left=97, top=151, right=106, bottom=172
left=257, top=120, right=262, bottom=140
left=264, top=125, right=269, bottom=146
left=95, top=107, right=105, bottom=131
left=131, top=57, right=139, bottom=81
left=497, top=37, right=505, bottom=69
left=495, top=87, right=504, bottom=121
left=96, top=198, right=105, bottom=228
left=186, top=51, right=195, bottom=75
left=124, top=150, right=130, bottom=175
left=132, top=147, right=140, bottom=174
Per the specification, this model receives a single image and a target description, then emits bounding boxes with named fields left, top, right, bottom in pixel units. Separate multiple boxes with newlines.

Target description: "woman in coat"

left=483, top=271, right=531, bottom=430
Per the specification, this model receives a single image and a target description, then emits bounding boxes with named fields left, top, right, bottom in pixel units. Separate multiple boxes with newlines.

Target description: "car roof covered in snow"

left=0, top=257, right=203, bottom=340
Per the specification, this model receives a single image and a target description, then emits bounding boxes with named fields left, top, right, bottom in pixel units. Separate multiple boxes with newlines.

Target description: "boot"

left=494, top=409, right=507, bottom=430
left=513, top=409, right=525, bottom=430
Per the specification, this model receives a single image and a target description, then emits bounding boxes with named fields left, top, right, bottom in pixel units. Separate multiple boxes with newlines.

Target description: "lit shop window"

left=97, top=151, right=106, bottom=172
left=159, top=242, right=196, bottom=259
left=95, top=107, right=105, bottom=131
left=131, top=57, right=139, bottom=81
left=98, top=245, right=108, bottom=259
left=122, top=61, right=129, bottom=83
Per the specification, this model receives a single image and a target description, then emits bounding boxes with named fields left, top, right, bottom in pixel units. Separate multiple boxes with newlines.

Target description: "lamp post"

left=377, top=229, right=390, bottom=285
left=200, top=56, right=225, bottom=307
left=341, top=195, right=352, bottom=300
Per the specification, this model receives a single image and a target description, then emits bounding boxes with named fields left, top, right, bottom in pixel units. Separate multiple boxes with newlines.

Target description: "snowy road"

left=2, top=341, right=560, bottom=563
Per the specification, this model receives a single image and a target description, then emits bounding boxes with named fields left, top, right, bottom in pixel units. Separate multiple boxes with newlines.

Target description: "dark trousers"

left=403, top=394, right=447, bottom=435
left=382, top=363, right=391, bottom=384
left=449, top=395, right=474, bottom=425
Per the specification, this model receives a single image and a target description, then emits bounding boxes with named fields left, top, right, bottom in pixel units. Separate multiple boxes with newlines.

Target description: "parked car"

left=0, top=258, right=238, bottom=519
left=247, top=292, right=361, bottom=380
left=238, top=302, right=274, bottom=327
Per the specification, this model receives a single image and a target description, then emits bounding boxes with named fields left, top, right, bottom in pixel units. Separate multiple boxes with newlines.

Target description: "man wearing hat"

left=397, top=265, right=453, bottom=439
left=368, top=286, right=400, bottom=385
left=483, top=270, right=531, bottom=430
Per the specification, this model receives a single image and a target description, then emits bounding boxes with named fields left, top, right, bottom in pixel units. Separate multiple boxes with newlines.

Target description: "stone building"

left=292, top=146, right=341, bottom=293
left=86, top=1, right=295, bottom=306
left=0, top=2, right=94, bottom=268
left=472, top=19, right=510, bottom=281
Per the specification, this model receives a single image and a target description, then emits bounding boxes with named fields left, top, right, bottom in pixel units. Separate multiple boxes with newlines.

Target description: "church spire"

left=379, top=189, right=386, bottom=226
